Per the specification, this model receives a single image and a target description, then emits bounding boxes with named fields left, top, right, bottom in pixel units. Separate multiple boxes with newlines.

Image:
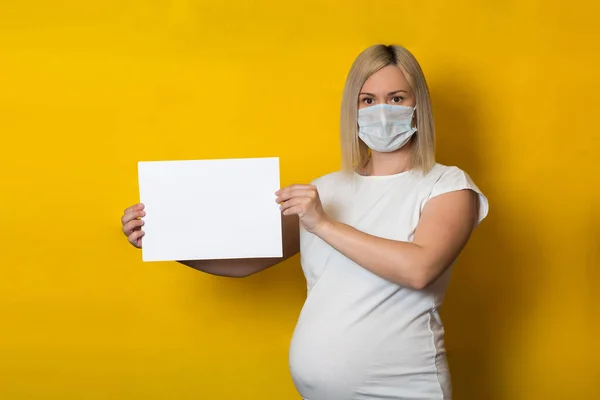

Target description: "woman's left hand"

left=276, top=184, right=330, bottom=233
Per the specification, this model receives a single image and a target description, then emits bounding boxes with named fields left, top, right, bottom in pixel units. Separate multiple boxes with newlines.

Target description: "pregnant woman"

left=121, top=44, right=488, bottom=399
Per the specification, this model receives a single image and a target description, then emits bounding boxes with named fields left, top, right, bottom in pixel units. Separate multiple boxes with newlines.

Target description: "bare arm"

left=276, top=186, right=479, bottom=290
left=311, top=190, right=479, bottom=289
left=176, top=214, right=301, bottom=277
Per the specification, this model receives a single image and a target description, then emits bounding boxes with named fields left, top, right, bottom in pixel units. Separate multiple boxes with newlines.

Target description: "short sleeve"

left=425, top=166, right=489, bottom=225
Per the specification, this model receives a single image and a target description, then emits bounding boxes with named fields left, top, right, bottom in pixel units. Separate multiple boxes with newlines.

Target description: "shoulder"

left=413, top=163, right=463, bottom=180
left=424, top=164, right=473, bottom=186
left=420, top=163, right=489, bottom=224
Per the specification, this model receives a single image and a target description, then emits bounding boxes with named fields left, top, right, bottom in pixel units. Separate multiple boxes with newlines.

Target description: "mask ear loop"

left=412, top=106, right=418, bottom=131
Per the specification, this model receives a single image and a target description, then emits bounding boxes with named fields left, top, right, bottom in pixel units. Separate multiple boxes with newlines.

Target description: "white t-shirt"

left=289, top=164, right=489, bottom=400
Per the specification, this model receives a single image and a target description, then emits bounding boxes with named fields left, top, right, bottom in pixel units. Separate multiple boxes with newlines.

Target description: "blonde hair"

left=340, top=44, right=435, bottom=173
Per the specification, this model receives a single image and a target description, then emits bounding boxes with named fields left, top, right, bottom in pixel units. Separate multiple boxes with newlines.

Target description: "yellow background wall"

left=1, top=1, right=598, bottom=399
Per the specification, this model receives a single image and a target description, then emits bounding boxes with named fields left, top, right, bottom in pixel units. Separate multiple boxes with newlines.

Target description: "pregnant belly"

left=288, top=306, right=451, bottom=400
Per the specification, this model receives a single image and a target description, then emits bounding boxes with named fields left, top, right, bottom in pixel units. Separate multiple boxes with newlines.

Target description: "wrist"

left=311, top=216, right=335, bottom=238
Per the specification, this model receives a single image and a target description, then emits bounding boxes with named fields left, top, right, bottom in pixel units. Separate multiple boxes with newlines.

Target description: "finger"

left=123, top=219, right=144, bottom=236
left=280, top=197, right=306, bottom=213
left=275, top=184, right=315, bottom=196
left=123, top=203, right=145, bottom=216
left=121, top=209, right=146, bottom=225
left=280, top=184, right=315, bottom=192
left=129, top=229, right=145, bottom=247
left=282, top=205, right=305, bottom=217
left=276, top=188, right=317, bottom=203
left=123, top=203, right=142, bottom=215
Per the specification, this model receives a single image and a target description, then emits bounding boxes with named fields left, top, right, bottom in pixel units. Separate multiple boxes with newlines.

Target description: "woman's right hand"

left=121, top=203, right=146, bottom=248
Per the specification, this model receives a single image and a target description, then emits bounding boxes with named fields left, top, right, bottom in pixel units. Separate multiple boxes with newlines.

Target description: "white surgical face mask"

left=357, top=104, right=417, bottom=152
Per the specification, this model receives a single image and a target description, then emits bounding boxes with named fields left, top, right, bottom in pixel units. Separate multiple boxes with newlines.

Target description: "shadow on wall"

left=431, top=72, right=537, bottom=400
left=217, top=254, right=306, bottom=311
left=191, top=251, right=307, bottom=330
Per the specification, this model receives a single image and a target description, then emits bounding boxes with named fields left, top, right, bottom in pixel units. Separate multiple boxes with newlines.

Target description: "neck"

left=364, top=143, right=413, bottom=176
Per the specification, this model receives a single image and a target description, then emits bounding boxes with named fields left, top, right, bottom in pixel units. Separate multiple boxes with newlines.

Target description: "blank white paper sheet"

left=137, top=157, right=283, bottom=262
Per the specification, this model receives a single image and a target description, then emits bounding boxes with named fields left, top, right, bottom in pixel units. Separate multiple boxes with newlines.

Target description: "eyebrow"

left=359, top=90, right=408, bottom=96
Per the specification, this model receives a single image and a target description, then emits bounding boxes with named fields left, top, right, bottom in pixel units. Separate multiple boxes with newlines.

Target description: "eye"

left=362, top=97, right=374, bottom=105
left=391, top=96, right=404, bottom=103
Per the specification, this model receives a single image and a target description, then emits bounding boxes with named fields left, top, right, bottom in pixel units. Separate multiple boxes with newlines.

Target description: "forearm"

left=177, top=257, right=282, bottom=278
left=313, top=220, right=441, bottom=289
left=278, top=182, right=478, bottom=288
